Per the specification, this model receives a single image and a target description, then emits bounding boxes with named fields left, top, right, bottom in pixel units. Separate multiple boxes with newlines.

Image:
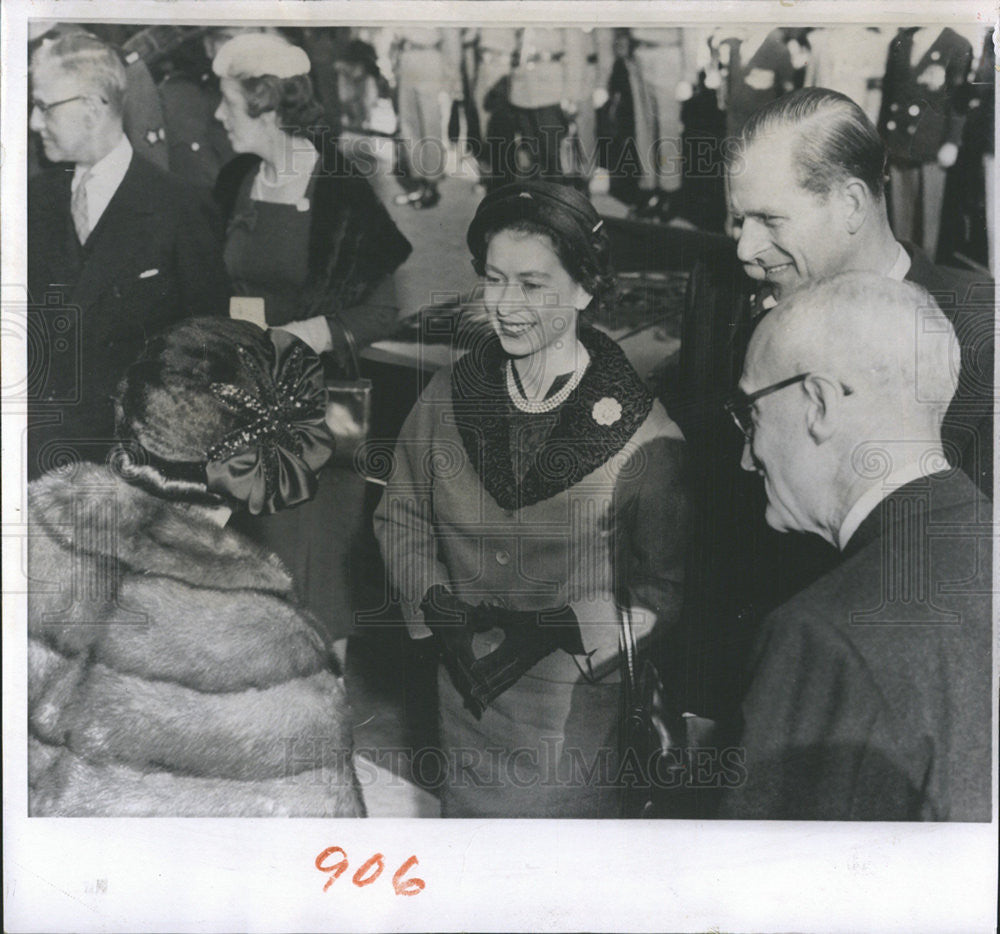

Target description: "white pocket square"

left=138, top=268, right=160, bottom=279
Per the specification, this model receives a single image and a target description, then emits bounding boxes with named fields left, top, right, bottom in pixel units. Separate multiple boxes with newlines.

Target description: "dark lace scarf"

left=450, top=327, right=654, bottom=510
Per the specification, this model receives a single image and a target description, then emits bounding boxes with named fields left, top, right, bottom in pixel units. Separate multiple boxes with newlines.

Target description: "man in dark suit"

left=716, top=273, right=992, bottom=821
left=28, top=33, right=229, bottom=478
left=668, top=88, right=993, bottom=724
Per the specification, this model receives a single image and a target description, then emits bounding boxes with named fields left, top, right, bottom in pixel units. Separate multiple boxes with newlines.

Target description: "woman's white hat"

left=212, top=32, right=311, bottom=79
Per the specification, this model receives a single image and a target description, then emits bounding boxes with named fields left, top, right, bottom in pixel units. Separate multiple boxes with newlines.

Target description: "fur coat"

left=27, top=464, right=365, bottom=818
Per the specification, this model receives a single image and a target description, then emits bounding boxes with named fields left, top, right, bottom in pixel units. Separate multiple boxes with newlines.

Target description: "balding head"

left=738, top=273, right=959, bottom=544
left=749, top=273, right=959, bottom=429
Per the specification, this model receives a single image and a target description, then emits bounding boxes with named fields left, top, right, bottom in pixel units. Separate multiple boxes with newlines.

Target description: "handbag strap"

left=328, top=315, right=362, bottom=380
left=619, top=605, right=639, bottom=697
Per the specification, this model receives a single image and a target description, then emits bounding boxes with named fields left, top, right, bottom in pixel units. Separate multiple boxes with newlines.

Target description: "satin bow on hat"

left=205, top=329, right=336, bottom=514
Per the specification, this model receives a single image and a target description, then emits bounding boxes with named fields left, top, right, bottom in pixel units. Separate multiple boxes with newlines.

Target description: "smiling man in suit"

left=27, top=33, right=229, bottom=478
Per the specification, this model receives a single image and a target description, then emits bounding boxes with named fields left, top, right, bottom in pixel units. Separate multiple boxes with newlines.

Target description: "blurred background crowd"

left=29, top=22, right=996, bottom=272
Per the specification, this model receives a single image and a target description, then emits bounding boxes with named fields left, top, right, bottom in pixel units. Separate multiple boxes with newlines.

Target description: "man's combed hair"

left=728, top=87, right=888, bottom=200
left=30, top=33, right=128, bottom=117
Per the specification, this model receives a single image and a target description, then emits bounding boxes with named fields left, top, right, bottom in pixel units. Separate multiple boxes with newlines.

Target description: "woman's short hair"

left=466, top=180, right=616, bottom=312
left=726, top=87, right=887, bottom=200
left=212, top=32, right=324, bottom=136
left=30, top=32, right=127, bottom=117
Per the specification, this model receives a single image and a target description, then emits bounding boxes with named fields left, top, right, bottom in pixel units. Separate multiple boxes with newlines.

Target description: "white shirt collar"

left=886, top=240, right=912, bottom=280
left=837, top=458, right=944, bottom=550
left=72, top=134, right=133, bottom=233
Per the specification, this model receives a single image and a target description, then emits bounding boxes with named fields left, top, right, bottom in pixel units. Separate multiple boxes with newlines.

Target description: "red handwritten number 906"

left=314, top=848, right=425, bottom=896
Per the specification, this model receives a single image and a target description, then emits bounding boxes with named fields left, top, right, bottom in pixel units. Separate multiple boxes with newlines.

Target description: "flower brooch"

left=592, top=396, right=622, bottom=426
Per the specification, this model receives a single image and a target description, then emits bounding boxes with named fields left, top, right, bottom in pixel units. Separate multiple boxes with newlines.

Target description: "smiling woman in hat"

left=210, top=32, right=412, bottom=657
left=375, top=180, right=690, bottom=818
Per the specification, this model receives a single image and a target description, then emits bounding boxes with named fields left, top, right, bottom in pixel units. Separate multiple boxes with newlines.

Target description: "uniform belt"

left=513, top=50, right=564, bottom=67
left=633, top=38, right=682, bottom=49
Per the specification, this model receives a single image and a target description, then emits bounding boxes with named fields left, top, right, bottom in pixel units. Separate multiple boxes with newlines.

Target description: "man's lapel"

left=72, top=156, right=157, bottom=309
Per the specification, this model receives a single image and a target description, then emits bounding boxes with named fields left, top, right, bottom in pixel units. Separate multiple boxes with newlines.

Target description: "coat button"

left=495, top=550, right=511, bottom=565
left=886, top=119, right=897, bottom=131
left=890, top=102, right=899, bottom=112
left=908, top=104, right=920, bottom=116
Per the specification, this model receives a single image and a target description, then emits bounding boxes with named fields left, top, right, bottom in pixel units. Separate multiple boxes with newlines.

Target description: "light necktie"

left=71, top=170, right=91, bottom=244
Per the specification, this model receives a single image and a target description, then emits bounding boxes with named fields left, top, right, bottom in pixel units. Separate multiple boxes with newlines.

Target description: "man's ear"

left=803, top=374, right=842, bottom=444
left=841, top=177, right=871, bottom=235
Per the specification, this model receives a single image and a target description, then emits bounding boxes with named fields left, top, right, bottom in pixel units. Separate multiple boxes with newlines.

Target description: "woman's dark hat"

left=466, top=180, right=605, bottom=265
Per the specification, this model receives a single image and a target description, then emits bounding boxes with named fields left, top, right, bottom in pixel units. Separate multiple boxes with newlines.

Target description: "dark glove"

left=420, top=587, right=585, bottom=717
left=420, top=584, right=495, bottom=632
left=483, top=604, right=586, bottom=657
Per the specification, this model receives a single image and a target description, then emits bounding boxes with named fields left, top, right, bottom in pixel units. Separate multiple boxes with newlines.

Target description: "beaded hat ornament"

left=203, top=330, right=336, bottom=514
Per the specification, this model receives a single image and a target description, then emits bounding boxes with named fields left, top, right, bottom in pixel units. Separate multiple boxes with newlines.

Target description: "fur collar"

left=29, top=463, right=294, bottom=596
left=451, top=327, right=653, bottom=510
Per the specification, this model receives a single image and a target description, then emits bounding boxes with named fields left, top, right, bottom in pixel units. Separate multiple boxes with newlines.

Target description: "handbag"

left=618, top=607, right=688, bottom=818
left=324, top=316, right=372, bottom=470
left=619, top=607, right=724, bottom=818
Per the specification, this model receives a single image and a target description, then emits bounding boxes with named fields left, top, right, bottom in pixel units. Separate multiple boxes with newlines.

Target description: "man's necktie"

left=71, top=170, right=91, bottom=244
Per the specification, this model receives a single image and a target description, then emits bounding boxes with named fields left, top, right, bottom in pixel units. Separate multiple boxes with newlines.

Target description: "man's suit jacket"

left=878, top=27, right=973, bottom=165
left=667, top=239, right=994, bottom=720
left=718, top=469, right=992, bottom=821
left=27, top=153, right=229, bottom=477
left=904, top=244, right=994, bottom=498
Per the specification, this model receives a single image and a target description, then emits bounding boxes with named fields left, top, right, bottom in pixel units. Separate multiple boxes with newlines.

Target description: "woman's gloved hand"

left=420, top=587, right=587, bottom=717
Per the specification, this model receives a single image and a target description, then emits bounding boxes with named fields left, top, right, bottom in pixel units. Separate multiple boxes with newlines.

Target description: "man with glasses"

left=667, top=87, right=994, bottom=732
left=27, top=33, right=228, bottom=478
left=716, top=272, right=991, bottom=820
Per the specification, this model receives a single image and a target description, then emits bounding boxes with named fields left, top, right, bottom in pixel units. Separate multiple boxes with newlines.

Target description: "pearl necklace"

left=505, top=356, right=588, bottom=414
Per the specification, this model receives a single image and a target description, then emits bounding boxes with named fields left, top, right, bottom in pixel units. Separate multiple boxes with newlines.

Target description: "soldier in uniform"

left=470, top=27, right=518, bottom=190
left=156, top=28, right=238, bottom=191
left=506, top=27, right=586, bottom=184
left=564, top=27, right=614, bottom=190
left=805, top=26, right=888, bottom=124
left=712, top=26, right=796, bottom=139
left=626, top=28, right=691, bottom=218
left=390, top=27, right=463, bottom=209
left=878, top=27, right=973, bottom=262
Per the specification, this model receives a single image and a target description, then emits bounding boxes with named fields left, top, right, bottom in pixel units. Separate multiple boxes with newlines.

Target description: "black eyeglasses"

left=723, top=373, right=810, bottom=441
left=31, top=94, right=105, bottom=117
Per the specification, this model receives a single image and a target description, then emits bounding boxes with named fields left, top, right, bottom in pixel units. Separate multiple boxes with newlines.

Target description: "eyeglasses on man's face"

left=724, top=373, right=810, bottom=442
left=30, top=94, right=106, bottom=118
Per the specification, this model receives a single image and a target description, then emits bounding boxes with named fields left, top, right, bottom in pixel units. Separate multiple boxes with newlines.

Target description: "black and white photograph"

left=2, top=0, right=997, bottom=930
